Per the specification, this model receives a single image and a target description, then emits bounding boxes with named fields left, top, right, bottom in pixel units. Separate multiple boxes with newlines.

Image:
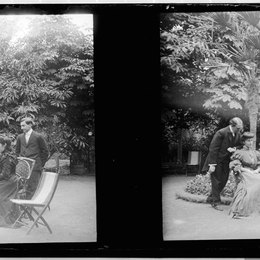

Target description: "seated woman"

left=229, top=132, right=260, bottom=218
left=0, top=136, right=20, bottom=227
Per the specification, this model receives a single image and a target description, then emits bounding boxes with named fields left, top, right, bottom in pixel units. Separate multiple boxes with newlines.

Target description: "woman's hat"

left=242, top=132, right=254, bottom=140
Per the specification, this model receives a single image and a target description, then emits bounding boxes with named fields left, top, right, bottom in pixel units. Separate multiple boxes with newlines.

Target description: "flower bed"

left=176, top=172, right=237, bottom=204
left=185, top=172, right=237, bottom=198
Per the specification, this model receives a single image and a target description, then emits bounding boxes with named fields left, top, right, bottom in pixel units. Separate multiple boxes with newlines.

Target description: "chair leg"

left=12, top=205, right=39, bottom=229
left=12, top=208, right=27, bottom=228
left=23, top=207, right=38, bottom=227
left=27, top=207, right=52, bottom=235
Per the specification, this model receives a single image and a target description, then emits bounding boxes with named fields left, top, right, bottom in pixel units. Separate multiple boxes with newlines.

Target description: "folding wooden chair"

left=15, top=157, right=36, bottom=199
left=11, top=157, right=60, bottom=235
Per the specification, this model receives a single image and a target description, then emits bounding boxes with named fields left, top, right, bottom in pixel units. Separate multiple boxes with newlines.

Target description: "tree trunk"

left=247, top=75, right=259, bottom=150
left=249, top=105, right=258, bottom=149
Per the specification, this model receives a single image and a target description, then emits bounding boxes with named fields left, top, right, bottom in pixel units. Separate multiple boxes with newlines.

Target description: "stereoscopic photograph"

left=161, top=10, right=260, bottom=240
left=0, top=12, right=96, bottom=243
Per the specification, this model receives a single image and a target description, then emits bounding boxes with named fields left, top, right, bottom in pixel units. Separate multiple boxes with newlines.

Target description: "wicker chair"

left=15, top=157, right=36, bottom=200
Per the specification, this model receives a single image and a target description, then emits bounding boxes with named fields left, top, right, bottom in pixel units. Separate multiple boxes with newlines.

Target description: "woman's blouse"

left=0, top=152, right=17, bottom=181
left=229, top=146, right=260, bottom=171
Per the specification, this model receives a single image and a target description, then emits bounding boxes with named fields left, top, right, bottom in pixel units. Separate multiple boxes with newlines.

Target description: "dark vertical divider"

left=94, top=6, right=162, bottom=249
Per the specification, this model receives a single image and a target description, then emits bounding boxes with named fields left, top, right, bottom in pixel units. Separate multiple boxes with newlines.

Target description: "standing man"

left=16, top=117, right=49, bottom=199
left=202, top=117, right=243, bottom=210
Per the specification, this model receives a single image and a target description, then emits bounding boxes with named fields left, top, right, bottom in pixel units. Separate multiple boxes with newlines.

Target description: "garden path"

left=163, top=175, right=260, bottom=240
left=0, top=175, right=96, bottom=243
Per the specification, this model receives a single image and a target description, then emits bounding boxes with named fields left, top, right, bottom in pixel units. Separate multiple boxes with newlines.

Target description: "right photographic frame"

left=161, top=10, right=260, bottom=241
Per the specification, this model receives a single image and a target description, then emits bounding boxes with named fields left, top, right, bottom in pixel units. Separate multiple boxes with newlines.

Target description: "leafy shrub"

left=185, top=173, right=211, bottom=196
left=185, top=172, right=238, bottom=198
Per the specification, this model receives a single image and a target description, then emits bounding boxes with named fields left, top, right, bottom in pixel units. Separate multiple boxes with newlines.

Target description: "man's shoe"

left=211, top=202, right=223, bottom=211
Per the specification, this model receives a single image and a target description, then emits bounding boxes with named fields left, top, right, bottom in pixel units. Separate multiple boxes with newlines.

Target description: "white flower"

left=171, top=25, right=183, bottom=32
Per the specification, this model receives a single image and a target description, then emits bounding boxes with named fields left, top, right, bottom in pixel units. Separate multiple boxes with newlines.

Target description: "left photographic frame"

left=0, top=8, right=96, bottom=244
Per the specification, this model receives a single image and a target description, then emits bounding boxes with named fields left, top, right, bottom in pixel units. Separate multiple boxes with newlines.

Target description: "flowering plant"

left=185, top=172, right=238, bottom=198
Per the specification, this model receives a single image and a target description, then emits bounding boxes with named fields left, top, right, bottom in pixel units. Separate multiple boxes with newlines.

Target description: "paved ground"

left=0, top=175, right=96, bottom=243
left=163, top=174, right=260, bottom=240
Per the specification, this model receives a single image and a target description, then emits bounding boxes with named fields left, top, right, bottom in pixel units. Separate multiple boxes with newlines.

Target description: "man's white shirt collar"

left=25, top=128, right=33, bottom=142
left=229, top=125, right=235, bottom=137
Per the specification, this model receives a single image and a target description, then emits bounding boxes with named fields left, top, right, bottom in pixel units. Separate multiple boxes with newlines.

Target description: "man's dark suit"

left=202, top=126, right=241, bottom=203
left=16, top=131, right=49, bottom=198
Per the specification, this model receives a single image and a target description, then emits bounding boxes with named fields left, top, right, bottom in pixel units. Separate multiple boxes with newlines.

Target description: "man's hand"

left=233, top=165, right=241, bottom=173
left=208, top=164, right=217, bottom=174
left=227, top=147, right=236, bottom=153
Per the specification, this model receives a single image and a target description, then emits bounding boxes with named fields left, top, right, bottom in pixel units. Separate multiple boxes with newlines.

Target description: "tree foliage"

left=161, top=11, right=260, bottom=151
left=0, top=15, right=94, bottom=162
left=160, top=13, right=223, bottom=160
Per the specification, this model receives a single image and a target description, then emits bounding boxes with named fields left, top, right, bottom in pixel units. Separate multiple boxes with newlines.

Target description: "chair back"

left=31, top=157, right=60, bottom=205
left=187, top=151, right=201, bottom=166
left=16, top=157, right=36, bottom=180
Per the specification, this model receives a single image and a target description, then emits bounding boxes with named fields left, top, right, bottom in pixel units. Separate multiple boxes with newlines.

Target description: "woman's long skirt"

left=229, top=168, right=260, bottom=216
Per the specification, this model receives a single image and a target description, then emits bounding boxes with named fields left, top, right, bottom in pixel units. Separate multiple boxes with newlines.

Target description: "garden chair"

left=11, top=157, right=60, bottom=235
left=15, top=157, right=36, bottom=200
left=186, top=151, right=201, bottom=176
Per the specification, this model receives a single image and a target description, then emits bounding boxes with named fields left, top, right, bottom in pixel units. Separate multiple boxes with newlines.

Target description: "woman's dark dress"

left=0, top=152, right=19, bottom=226
left=229, top=147, right=260, bottom=217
